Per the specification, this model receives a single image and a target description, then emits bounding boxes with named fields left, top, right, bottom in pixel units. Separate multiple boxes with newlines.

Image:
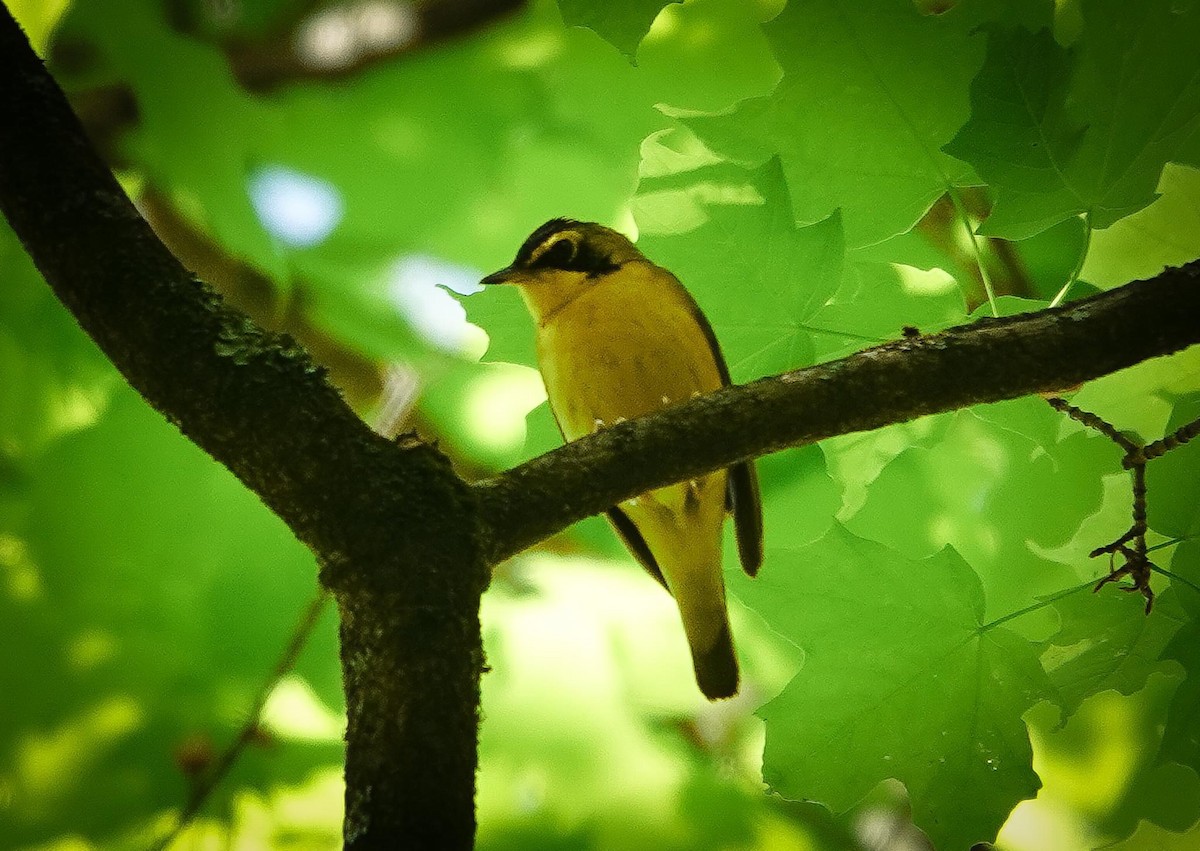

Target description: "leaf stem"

left=979, top=580, right=1096, bottom=633
left=1151, top=565, right=1200, bottom=596
left=1049, top=215, right=1092, bottom=308
left=1147, top=535, right=1196, bottom=554
left=946, top=188, right=999, bottom=317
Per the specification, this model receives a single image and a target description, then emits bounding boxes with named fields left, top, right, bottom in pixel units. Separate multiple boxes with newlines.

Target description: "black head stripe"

left=514, top=218, right=580, bottom=266
left=531, top=238, right=617, bottom=275
left=572, top=242, right=620, bottom=276
left=530, top=236, right=577, bottom=269
left=515, top=218, right=620, bottom=276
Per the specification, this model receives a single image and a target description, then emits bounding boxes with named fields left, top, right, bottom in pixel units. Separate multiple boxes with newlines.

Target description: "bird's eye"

left=531, top=238, right=577, bottom=269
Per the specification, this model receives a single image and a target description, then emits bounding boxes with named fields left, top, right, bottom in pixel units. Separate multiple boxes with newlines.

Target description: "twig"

left=1145, top=415, right=1200, bottom=460
left=1045, top=399, right=1180, bottom=612
left=1045, top=397, right=1141, bottom=455
left=152, top=591, right=331, bottom=850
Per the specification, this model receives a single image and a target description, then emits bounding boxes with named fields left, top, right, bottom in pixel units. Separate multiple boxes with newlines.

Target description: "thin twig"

left=1045, top=397, right=1141, bottom=455
left=1147, top=535, right=1196, bottom=554
left=152, top=591, right=331, bottom=851
left=1145, top=415, right=1200, bottom=460
left=1047, top=398, right=1154, bottom=611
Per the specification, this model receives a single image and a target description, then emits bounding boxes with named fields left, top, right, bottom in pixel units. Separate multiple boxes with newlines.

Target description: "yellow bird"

left=482, top=219, right=763, bottom=699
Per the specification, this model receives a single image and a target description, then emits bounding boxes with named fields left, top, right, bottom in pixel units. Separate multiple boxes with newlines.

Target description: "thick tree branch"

left=477, top=265, right=1200, bottom=563
left=0, top=8, right=485, bottom=846
left=0, top=4, right=430, bottom=573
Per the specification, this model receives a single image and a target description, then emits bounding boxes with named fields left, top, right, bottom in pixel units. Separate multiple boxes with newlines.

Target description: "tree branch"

left=476, top=265, right=1200, bottom=563
left=0, top=5, right=429, bottom=570
left=0, top=8, right=486, bottom=846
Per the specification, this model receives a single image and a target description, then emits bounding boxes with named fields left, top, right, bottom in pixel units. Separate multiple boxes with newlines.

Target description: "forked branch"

left=1047, top=397, right=1200, bottom=612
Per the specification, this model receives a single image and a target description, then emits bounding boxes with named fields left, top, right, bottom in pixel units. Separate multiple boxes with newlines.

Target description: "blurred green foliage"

left=1, top=0, right=1199, bottom=849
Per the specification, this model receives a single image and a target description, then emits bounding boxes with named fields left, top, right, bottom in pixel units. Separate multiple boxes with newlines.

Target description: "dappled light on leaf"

left=733, top=525, right=1046, bottom=850
left=2, top=0, right=1197, bottom=845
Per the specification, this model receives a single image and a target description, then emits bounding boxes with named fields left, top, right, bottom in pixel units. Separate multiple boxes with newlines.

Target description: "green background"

left=2, top=0, right=1199, bottom=848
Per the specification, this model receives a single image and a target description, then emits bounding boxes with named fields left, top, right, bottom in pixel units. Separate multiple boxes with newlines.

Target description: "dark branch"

left=0, top=9, right=486, bottom=845
left=476, top=265, right=1200, bottom=563
left=0, top=3, right=448, bottom=573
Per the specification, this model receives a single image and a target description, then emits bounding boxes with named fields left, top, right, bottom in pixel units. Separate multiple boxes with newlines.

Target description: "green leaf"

left=1159, top=542, right=1200, bottom=773
left=466, top=283, right=539, bottom=369
left=1044, top=584, right=1189, bottom=717
left=851, top=205, right=1090, bottom=305
left=681, top=0, right=989, bottom=247
left=0, top=224, right=116, bottom=456
left=945, top=1, right=1200, bottom=239
left=1081, top=164, right=1200, bottom=289
left=1146, top=395, right=1200, bottom=540
left=7, top=0, right=72, bottom=52
left=53, top=0, right=288, bottom=280
left=733, top=526, right=1047, bottom=850
left=942, top=25, right=1086, bottom=239
left=635, top=147, right=846, bottom=382
left=455, top=0, right=778, bottom=269
left=1066, top=347, right=1200, bottom=441
left=846, top=403, right=1117, bottom=619
left=1106, top=818, right=1200, bottom=851
left=478, top=553, right=809, bottom=850
left=556, top=0, right=681, bottom=60
left=809, top=260, right=966, bottom=361
left=0, top=391, right=342, bottom=845
left=737, top=444, right=842, bottom=571
left=1016, top=214, right=1091, bottom=300
left=418, top=360, right=548, bottom=472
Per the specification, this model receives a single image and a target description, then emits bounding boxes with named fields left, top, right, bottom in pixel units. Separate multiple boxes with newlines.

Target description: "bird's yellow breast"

left=529, top=261, right=724, bottom=443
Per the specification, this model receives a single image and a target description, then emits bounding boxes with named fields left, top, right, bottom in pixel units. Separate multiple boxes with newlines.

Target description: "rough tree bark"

left=0, top=5, right=1197, bottom=848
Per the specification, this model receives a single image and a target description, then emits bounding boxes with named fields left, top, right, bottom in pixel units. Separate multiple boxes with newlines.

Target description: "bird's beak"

left=480, top=266, right=519, bottom=286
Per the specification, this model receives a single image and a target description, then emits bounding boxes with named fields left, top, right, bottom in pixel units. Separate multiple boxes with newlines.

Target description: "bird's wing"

left=541, top=380, right=670, bottom=589
left=727, top=462, right=763, bottom=576
left=681, top=287, right=764, bottom=577
left=606, top=505, right=669, bottom=590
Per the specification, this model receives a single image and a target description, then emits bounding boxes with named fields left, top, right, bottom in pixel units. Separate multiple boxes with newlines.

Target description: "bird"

left=481, top=218, right=763, bottom=699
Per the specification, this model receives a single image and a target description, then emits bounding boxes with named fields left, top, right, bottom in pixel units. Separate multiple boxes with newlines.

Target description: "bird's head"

left=481, top=219, right=644, bottom=322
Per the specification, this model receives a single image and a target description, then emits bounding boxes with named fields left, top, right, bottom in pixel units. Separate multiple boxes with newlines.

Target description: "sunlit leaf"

left=846, top=403, right=1117, bottom=620
left=1045, top=586, right=1189, bottom=717
left=733, top=526, right=1048, bottom=850
left=681, top=0, right=991, bottom=247
left=1146, top=395, right=1200, bottom=540
left=635, top=149, right=845, bottom=381
left=1081, top=164, right=1200, bottom=289
left=946, top=1, right=1200, bottom=238
left=556, top=0, right=681, bottom=60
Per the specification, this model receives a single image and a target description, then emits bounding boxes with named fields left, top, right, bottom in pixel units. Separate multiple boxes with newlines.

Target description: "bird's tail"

left=633, top=475, right=740, bottom=700
left=673, top=568, right=740, bottom=700
left=689, top=610, right=739, bottom=700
